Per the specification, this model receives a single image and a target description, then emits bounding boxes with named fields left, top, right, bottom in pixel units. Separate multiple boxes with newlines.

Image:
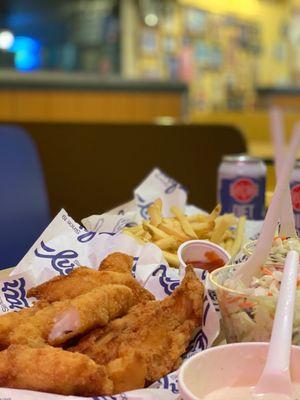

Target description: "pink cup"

left=178, top=343, right=300, bottom=400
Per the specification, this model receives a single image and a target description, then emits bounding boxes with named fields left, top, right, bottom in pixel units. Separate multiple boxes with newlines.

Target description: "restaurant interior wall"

left=181, top=0, right=294, bottom=193
left=0, top=0, right=297, bottom=182
left=180, top=0, right=290, bottom=87
left=124, top=0, right=291, bottom=113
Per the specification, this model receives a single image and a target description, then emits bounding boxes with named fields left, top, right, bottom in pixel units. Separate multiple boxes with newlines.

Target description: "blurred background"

left=1, top=1, right=300, bottom=143
left=1, top=0, right=300, bottom=266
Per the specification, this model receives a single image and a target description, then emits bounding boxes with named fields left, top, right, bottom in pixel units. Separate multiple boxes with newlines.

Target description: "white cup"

left=177, top=240, right=230, bottom=273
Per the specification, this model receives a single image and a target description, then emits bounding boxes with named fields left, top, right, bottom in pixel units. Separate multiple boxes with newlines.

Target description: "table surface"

left=0, top=69, right=188, bottom=92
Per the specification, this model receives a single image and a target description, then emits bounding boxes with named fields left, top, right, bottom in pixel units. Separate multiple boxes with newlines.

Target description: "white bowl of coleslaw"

left=210, top=263, right=300, bottom=345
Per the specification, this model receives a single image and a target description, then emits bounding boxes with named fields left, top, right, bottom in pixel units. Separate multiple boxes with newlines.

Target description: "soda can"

left=217, top=154, right=266, bottom=219
left=290, top=160, right=300, bottom=235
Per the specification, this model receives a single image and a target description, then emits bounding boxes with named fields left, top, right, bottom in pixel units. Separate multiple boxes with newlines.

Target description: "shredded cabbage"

left=216, top=264, right=300, bottom=344
left=245, top=237, right=300, bottom=265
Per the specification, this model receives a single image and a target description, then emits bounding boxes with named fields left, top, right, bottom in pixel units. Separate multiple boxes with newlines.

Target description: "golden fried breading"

left=0, top=301, right=48, bottom=350
left=71, top=266, right=203, bottom=391
left=0, top=344, right=113, bottom=396
left=27, top=267, right=154, bottom=304
left=99, top=252, right=133, bottom=273
left=106, top=351, right=146, bottom=394
left=10, top=284, right=134, bottom=348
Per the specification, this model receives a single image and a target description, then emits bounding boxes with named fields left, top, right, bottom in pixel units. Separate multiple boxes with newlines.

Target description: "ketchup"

left=186, top=251, right=225, bottom=272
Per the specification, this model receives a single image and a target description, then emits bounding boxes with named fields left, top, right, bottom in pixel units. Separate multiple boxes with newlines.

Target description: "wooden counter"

left=257, top=87, right=300, bottom=109
left=0, top=70, right=187, bottom=123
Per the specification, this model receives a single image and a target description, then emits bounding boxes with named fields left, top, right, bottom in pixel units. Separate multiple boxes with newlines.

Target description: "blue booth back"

left=0, top=125, right=50, bottom=269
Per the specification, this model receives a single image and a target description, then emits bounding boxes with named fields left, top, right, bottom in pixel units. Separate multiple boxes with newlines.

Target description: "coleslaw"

left=211, top=264, right=300, bottom=344
left=244, top=236, right=300, bottom=265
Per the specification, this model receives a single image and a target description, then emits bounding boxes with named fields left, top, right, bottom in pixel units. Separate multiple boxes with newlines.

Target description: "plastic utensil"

left=269, top=107, right=296, bottom=238
left=252, top=250, right=299, bottom=399
left=235, top=123, right=300, bottom=285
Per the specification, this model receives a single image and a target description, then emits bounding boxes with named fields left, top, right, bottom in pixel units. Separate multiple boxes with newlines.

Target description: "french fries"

left=148, top=198, right=162, bottom=227
left=170, top=206, right=198, bottom=239
left=210, top=214, right=236, bottom=244
left=123, top=198, right=246, bottom=268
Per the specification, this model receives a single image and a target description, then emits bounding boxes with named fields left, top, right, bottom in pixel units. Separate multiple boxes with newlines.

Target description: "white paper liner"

left=0, top=168, right=262, bottom=400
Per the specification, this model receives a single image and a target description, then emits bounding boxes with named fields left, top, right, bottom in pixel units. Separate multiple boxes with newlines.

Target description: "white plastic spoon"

left=235, top=123, right=300, bottom=285
left=252, top=250, right=299, bottom=399
left=269, top=107, right=296, bottom=238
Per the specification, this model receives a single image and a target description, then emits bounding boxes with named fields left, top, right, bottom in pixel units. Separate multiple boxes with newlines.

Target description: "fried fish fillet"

left=10, top=284, right=134, bottom=348
left=71, top=266, right=203, bottom=392
left=0, top=301, right=48, bottom=350
left=0, top=344, right=113, bottom=396
left=106, top=350, right=147, bottom=394
left=27, top=267, right=154, bottom=304
left=99, top=252, right=133, bottom=273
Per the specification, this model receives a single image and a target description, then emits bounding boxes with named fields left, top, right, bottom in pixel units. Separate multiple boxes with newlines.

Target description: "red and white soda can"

left=217, top=154, right=266, bottom=220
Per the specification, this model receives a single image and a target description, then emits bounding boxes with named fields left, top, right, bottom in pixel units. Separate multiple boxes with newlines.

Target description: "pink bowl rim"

left=178, top=342, right=300, bottom=400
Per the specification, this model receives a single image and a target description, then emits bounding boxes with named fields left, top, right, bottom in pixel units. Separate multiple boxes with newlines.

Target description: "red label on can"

left=229, top=178, right=258, bottom=203
left=291, top=184, right=300, bottom=211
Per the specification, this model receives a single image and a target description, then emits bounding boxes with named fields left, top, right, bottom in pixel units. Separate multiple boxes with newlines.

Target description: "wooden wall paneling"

left=0, top=90, right=184, bottom=123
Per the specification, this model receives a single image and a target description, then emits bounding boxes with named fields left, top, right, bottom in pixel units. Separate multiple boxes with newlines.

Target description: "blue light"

left=9, top=36, right=41, bottom=72
left=15, top=50, right=40, bottom=71
left=10, top=36, right=40, bottom=53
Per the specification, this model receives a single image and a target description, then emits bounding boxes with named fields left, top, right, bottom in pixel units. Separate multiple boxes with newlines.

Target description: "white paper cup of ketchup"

left=177, top=240, right=230, bottom=273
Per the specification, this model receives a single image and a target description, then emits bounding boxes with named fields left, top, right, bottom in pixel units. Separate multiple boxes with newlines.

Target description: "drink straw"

left=235, top=122, right=300, bottom=285
left=269, top=107, right=296, bottom=237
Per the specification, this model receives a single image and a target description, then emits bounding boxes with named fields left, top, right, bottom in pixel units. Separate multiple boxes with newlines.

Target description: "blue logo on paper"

left=2, top=278, right=29, bottom=310
left=35, top=241, right=78, bottom=276
left=165, top=180, right=181, bottom=194
left=207, top=290, right=220, bottom=313
left=152, top=264, right=180, bottom=295
left=159, top=375, right=179, bottom=394
left=187, top=329, right=208, bottom=354
left=77, top=230, right=97, bottom=243
left=203, top=297, right=211, bottom=325
left=132, top=256, right=139, bottom=277
left=113, top=217, right=133, bottom=233
left=165, top=180, right=186, bottom=194
left=135, top=194, right=153, bottom=219
left=234, top=253, right=248, bottom=264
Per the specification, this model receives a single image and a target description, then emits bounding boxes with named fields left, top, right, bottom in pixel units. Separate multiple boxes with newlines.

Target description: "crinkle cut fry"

left=0, top=344, right=113, bottom=396
left=10, top=284, right=134, bottom=348
left=27, top=267, right=154, bottom=304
